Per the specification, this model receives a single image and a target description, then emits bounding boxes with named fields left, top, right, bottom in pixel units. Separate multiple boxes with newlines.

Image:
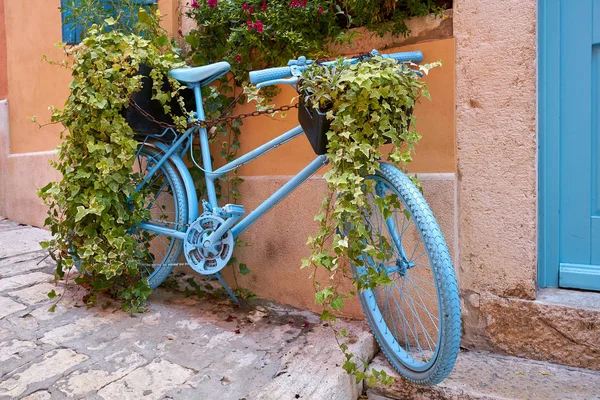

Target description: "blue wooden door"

left=539, top=0, right=600, bottom=291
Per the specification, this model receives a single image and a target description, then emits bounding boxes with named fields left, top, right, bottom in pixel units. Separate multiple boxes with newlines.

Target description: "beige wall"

left=454, top=0, right=537, bottom=300
left=0, top=0, right=7, bottom=100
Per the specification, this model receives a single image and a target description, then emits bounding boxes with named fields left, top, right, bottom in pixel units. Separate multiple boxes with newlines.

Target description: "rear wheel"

left=133, top=145, right=188, bottom=288
left=355, top=163, right=461, bottom=385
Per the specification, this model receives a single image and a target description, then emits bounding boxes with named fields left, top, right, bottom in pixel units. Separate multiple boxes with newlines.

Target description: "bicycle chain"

left=129, top=96, right=299, bottom=134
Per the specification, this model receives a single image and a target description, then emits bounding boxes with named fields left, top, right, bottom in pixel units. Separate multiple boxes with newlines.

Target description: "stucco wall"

left=454, top=0, right=538, bottom=301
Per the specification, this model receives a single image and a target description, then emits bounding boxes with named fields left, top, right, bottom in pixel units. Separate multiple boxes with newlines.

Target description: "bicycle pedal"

left=220, top=204, right=245, bottom=218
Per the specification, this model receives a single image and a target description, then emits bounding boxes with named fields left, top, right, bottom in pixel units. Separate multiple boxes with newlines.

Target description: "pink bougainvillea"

left=190, top=0, right=200, bottom=8
left=207, top=0, right=218, bottom=8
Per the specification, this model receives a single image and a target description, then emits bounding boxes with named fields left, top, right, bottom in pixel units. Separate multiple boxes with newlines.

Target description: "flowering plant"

left=185, top=0, right=342, bottom=81
left=185, top=0, right=446, bottom=82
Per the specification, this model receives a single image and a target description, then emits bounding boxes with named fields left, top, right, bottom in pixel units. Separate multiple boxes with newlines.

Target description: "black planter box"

left=298, top=96, right=332, bottom=155
left=298, top=95, right=414, bottom=156
left=124, top=64, right=195, bottom=139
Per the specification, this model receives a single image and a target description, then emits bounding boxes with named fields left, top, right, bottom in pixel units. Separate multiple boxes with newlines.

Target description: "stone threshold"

left=367, top=349, right=600, bottom=400
left=536, top=287, right=600, bottom=312
left=461, top=288, right=600, bottom=373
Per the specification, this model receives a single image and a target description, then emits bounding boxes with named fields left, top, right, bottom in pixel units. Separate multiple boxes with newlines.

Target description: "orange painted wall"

left=0, top=0, right=7, bottom=99
left=6, top=2, right=454, bottom=174
left=227, top=38, right=456, bottom=175
left=5, top=0, right=179, bottom=154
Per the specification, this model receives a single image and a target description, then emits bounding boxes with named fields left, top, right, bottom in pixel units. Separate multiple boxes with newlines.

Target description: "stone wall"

left=454, top=0, right=537, bottom=301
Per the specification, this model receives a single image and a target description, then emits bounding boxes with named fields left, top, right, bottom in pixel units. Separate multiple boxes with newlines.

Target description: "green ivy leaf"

left=239, top=264, right=251, bottom=275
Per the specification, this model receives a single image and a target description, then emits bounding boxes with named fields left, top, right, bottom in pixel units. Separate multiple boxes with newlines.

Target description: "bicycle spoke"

left=405, top=275, right=440, bottom=327
left=401, top=282, right=436, bottom=355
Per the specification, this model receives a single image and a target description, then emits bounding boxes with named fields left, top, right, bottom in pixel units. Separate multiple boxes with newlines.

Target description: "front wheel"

left=355, top=163, right=461, bottom=385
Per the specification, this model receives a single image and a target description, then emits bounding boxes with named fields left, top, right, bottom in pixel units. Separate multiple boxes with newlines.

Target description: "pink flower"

left=247, top=19, right=253, bottom=30
left=242, top=2, right=249, bottom=10
left=207, top=0, right=218, bottom=8
left=261, top=1, right=267, bottom=10
left=235, top=54, right=242, bottom=63
left=254, top=19, right=263, bottom=33
left=318, top=6, right=323, bottom=14
left=249, top=5, right=254, bottom=14
left=190, top=0, right=200, bottom=8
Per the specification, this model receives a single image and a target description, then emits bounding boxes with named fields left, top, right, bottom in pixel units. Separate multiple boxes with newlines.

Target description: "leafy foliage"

left=38, top=22, right=188, bottom=312
left=300, top=56, right=439, bottom=382
left=185, top=0, right=446, bottom=82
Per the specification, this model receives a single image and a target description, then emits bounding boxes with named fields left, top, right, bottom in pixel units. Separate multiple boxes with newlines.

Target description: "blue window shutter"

left=61, top=0, right=158, bottom=45
left=61, top=0, right=82, bottom=45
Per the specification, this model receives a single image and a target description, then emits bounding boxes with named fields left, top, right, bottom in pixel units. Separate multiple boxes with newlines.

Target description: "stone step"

left=461, top=288, right=600, bottom=373
left=367, top=350, right=600, bottom=400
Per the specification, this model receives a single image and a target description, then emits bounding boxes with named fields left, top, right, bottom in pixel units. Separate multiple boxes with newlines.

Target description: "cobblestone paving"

left=0, top=219, right=376, bottom=400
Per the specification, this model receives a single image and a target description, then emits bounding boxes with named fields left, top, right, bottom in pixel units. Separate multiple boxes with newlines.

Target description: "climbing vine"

left=38, top=22, right=189, bottom=312
left=299, top=57, right=440, bottom=382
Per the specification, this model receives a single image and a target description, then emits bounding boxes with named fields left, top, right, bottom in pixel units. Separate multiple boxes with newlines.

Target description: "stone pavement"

left=0, top=218, right=376, bottom=400
left=2, top=217, right=600, bottom=400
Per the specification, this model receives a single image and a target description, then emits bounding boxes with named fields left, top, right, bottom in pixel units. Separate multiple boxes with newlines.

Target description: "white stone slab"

left=56, top=350, right=146, bottom=397
left=8, top=282, right=56, bottom=305
left=0, top=296, right=27, bottom=319
left=0, top=339, right=37, bottom=362
left=0, top=255, right=51, bottom=278
left=0, top=271, right=53, bottom=292
left=0, top=228, right=51, bottom=258
left=97, top=359, right=194, bottom=400
left=0, top=349, right=88, bottom=398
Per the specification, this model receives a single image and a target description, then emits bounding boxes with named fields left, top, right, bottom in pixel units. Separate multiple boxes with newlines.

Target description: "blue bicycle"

left=132, top=49, right=461, bottom=385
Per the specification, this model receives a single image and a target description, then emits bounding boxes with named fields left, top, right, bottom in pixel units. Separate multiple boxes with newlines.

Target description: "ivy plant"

left=38, top=21, right=189, bottom=312
left=299, top=57, right=440, bottom=383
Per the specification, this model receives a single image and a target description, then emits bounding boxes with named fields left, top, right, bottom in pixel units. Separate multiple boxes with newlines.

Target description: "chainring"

left=184, top=214, right=234, bottom=275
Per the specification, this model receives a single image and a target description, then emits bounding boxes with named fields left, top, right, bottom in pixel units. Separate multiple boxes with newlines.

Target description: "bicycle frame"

left=138, top=81, right=327, bottom=241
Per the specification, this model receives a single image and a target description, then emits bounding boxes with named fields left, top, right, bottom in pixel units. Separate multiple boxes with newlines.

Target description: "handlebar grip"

left=249, top=66, right=292, bottom=84
left=381, top=50, right=423, bottom=63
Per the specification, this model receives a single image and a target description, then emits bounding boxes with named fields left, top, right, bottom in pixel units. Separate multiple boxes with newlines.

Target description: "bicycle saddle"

left=169, top=61, right=231, bottom=86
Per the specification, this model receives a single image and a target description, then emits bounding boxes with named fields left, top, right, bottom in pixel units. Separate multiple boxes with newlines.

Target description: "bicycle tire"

left=134, top=145, right=188, bottom=288
left=355, top=162, right=461, bottom=385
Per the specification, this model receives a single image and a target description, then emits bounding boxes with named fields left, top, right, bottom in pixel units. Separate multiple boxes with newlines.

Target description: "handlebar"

left=249, top=50, right=423, bottom=85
